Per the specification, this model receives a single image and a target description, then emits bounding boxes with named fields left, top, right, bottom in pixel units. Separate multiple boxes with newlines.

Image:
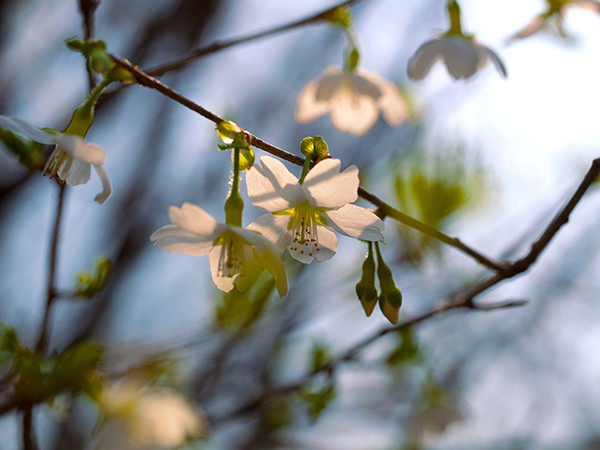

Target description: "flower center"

left=217, top=231, right=246, bottom=278
left=42, top=146, right=72, bottom=182
left=289, top=204, right=321, bottom=258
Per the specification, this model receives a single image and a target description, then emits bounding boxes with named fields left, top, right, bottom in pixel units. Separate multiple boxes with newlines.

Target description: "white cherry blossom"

left=246, top=156, right=385, bottom=264
left=150, top=202, right=288, bottom=297
left=295, top=66, right=408, bottom=137
left=0, top=115, right=111, bottom=203
left=408, top=36, right=507, bottom=81
left=94, top=383, right=207, bottom=450
left=508, top=0, right=600, bottom=41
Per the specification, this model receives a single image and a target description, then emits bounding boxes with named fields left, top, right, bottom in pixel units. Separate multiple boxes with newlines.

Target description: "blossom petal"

left=150, top=225, right=215, bottom=256
left=347, top=72, right=382, bottom=99
left=407, top=39, right=444, bottom=80
left=314, top=70, right=344, bottom=102
left=246, top=213, right=293, bottom=253
left=295, top=77, right=331, bottom=124
left=233, top=244, right=264, bottom=293
left=321, top=204, right=385, bottom=241
left=508, top=15, right=547, bottom=41
left=61, top=159, right=91, bottom=186
left=313, top=225, right=337, bottom=263
left=441, top=37, right=480, bottom=80
left=246, top=156, right=305, bottom=212
left=235, top=228, right=288, bottom=297
left=478, top=45, right=507, bottom=77
left=168, top=203, right=222, bottom=236
left=208, top=245, right=236, bottom=293
left=93, top=163, right=112, bottom=204
left=328, top=83, right=380, bottom=136
left=302, top=159, right=359, bottom=209
left=574, top=0, right=600, bottom=12
left=53, top=134, right=106, bottom=164
left=0, top=115, right=57, bottom=144
left=376, top=77, right=409, bottom=126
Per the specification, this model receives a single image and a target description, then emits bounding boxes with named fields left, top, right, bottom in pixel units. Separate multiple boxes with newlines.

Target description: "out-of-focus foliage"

left=310, top=340, right=332, bottom=372
left=394, top=150, right=486, bottom=263
left=74, top=257, right=113, bottom=298
left=214, top=272, right=276, bottom=332
left=386, top=327, right=421, bottom=368
left=261, top=395, right=293, bottom=431
left=298, top=382, right=336, bottom=422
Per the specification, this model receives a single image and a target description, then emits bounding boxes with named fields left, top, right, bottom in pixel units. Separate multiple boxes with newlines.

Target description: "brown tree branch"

left=79, top=0, right=100, bottom=92
left=109, top=56, right=505, bottom=272
left=145, top=0, right=363, bottom=77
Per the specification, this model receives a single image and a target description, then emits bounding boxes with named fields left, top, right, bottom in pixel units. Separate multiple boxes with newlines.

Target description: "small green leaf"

left=0, top=128, right=44, bottom=170
left=298, top=383, right=336, bottom=422
left=386, top=328, right=420, bottom=367
left=74, top=257, right=112, bottom=298
left=310, top=341, right=332, bottom=373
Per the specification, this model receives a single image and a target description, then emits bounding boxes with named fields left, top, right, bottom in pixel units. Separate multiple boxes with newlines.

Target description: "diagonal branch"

left=109, top=56, right=505, bottom=272
left=146, top=0, right=363, bottom=77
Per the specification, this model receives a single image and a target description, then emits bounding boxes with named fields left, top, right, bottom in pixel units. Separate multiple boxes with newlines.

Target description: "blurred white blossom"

left=508, top=0, right=600, bottom=41
left=246, top=156, right=385, bottom=264
left=295, top=66, right=408, bottom=136
left=0, top=115, right=111, bottom=203
left=94, top=383, right=207, bottom=450
left=408, top=36, right=507, bottom=81
left=150, top=202, right=288, bottom=297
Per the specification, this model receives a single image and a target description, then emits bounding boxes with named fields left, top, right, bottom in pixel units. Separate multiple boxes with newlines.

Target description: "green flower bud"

left=300, top=136, right=315, bottom=157
left=89, top=47, right=112, bottom=74
left=238, top=146, right=255, bottom=171
left=313, top=136, right=330, bottom=160
left=374, top=243, right=402, bottom=324
left=65, top=37, right=86, bottom=52
left=108, top=66, right=137, bottom=85
left=216, top=120, right=243, bottom=145
left=355, top=243, right=377, bottom=317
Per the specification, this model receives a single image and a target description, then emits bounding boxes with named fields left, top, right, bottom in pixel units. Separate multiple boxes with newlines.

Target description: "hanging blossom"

left=245, top=155, right=385, bottom=264
left=295, top=66, right=409, bottom=137
left=150, top=202, right=288, bottom=297
left=508, top=0, right=600, bottom=41
left=94, top=383, right=207, bottom=449
left=408, top=0, right=507, bottom=81
left=0, top=115, right=111, bottom=203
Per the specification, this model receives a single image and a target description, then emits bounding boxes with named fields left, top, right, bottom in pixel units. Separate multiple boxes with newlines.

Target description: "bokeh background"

left=1, top=0, right=600, bottom=448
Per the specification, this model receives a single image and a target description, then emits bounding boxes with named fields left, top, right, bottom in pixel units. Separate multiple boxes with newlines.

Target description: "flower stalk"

left=225, top=148, right=244, bottom=227
left=446, top=0, right=464, bottom=36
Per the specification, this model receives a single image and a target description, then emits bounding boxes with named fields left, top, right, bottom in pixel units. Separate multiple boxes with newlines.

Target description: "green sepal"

left=323, top=5, right=353, bottom=30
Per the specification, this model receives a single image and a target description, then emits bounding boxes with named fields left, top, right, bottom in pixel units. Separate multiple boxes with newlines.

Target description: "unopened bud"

left=89, top=48, right=112, bottom=74
left=374, top=243, right=402, bottom=324
left=313, top=136, right=330, bottom=160
left=65, top=37, right=86, bottom=52
left=356, top=243, right=377, bottom=317
left=300, top=136, right=315, bottom=157
left=216, top=120, right=243, bottom=145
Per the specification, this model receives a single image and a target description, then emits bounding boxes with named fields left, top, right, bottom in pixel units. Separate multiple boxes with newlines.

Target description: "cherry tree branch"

left=109, top=56, right=505, bottom=272
left=79, top=0, right=100, bottom=92
left=145, top=0, right=363, bottom=77
left=210, top=158, right=600, bottom=424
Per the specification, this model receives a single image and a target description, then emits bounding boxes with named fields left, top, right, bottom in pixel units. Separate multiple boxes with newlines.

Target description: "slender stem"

left=35, top=183, right=67, bottom=354
left=232, top=148, right=240, bottom=195
left=298, top=155, right=312, bottom=184
left=145, top=0, right=364, bottom=78
left=79, top=0, right=100, bottom=92
left=82, top=78, right=112, bottom=111
left=22, top=409, right=38, bottom=450
left=225, top=148, right=243, bottom=227
left=109, top=57, right=505, bottom=271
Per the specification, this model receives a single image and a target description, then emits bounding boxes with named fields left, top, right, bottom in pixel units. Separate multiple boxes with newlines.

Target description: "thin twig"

left=35, top=184, right=67, bottom=353
left=79, top=0, right=100, bottom=92
left=109, top=57, right=505, bottom=272
left=146, top=0, right=363, bottom=77
left=209, top=158, right=600, bottom=424
left=22, top=409, right=38, bottom=450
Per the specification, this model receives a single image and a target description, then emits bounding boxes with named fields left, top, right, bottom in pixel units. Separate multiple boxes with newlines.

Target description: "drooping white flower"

left=246, top=156, right=385, bottom=264
left=408, top=36, right=507, bottom=81
left=295, top=66, right=408, bottom=137
left=150, top=202, right=288, bottom=297
left=94, top=383, right=207, bottom=450
left=508, top=0, right=600, bottom=41
left=0, top=115, right=111, bottom=204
